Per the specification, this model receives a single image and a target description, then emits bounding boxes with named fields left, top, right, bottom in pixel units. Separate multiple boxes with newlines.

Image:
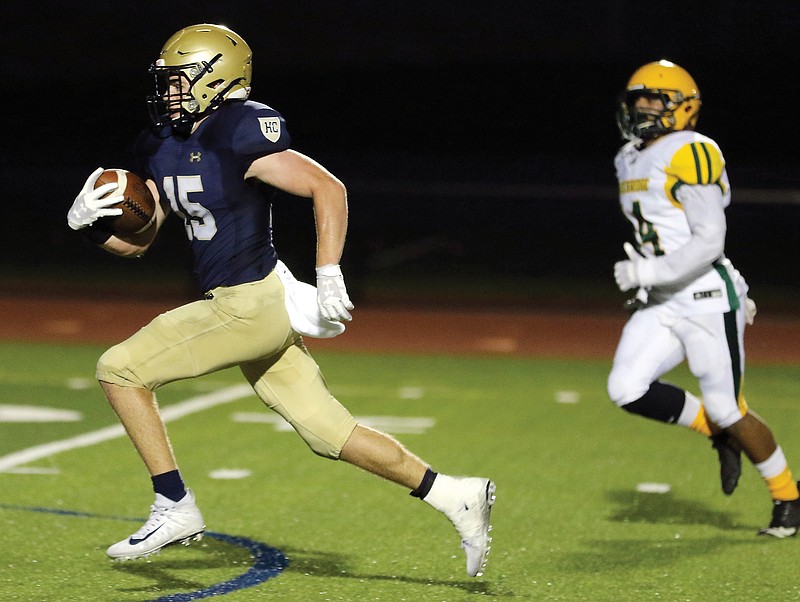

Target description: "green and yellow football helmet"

left=147, top=23, right=252, bottom=134
left=616, top=60, right=702, bottom=141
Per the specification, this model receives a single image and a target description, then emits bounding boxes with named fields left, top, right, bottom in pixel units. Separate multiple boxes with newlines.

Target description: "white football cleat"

left=428, top=476, right=496, bottom=577
left=106, top=489, right=205, bottom=560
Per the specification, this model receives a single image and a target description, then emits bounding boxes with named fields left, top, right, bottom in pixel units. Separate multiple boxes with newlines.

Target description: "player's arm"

left=246, top=149, right=354, bottom=321
left=615, top=140, right=729, bottom=291
left=67, top=169, right=168, bottom=258
left=634, top=184, right=727, bottom=286
left=246, top=149, right=348, bottom=266
left=100, top=180, right=169, bottom=257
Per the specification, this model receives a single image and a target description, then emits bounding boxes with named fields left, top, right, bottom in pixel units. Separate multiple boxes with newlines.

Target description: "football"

left=94, top=169, right=156, bottom=234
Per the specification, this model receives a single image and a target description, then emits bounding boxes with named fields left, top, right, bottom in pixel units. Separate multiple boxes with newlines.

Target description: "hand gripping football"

left=94, top=169, right=156, bottom=234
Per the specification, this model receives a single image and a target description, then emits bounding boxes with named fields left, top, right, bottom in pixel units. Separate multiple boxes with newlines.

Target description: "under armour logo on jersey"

left=189, top=152, right=202, bottom=163
left=258, top=117, right=281, bottom=143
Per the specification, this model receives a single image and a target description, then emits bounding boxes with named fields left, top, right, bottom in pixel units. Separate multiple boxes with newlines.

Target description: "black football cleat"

left=711, top=433, right=742, bottom=496
left=759, top=485, right=800, bottom=538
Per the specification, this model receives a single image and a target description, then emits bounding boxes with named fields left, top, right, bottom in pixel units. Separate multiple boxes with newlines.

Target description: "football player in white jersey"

left=607, top=60, right=800, bottom=537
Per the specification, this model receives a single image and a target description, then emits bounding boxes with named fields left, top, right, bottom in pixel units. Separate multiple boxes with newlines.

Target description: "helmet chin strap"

left=171, top=117, right=195, bottom=137
left=171, top=100, right=222, bottom=137
left=227, top=88, right=250, bottom=100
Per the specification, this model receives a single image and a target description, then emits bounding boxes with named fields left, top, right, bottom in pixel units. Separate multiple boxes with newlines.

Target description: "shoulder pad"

left=231, top=102, right=291, bottom=157
left=664, top=140, right=725, bottom=204
left=666, top=141, right=725, bottom=186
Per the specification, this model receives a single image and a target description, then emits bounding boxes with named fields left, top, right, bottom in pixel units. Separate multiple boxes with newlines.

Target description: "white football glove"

left=745, top=297, right=757, bottom=325
left=67, top=167, right=124, bottom=230
left=613, top=242, right=643, bottom=292
left=316, top=264, right=354, bottom=322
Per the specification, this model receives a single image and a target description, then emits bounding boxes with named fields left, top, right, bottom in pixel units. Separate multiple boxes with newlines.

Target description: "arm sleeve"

left=637, top=184, right=727, bottom=287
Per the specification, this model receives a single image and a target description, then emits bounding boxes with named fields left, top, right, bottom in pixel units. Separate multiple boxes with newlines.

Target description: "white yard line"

left=0, top=384, right=253, bottom=473
left=233, top=412, right=435, bottom=434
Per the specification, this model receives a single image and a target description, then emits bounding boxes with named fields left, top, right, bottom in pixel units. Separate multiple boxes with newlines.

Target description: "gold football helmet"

left=616, top=60, right=701, bottom=141
left=147, top=24, right=252, bottom=134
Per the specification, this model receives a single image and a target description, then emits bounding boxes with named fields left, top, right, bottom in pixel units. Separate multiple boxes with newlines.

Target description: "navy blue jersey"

left=130, top=100, right=291, bottom=292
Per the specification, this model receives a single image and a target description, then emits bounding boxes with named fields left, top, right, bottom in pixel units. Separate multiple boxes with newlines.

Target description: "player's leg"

left=241, top=342, right=496, bottom=577
left=710, top=432, right=743, bottom=496
left=99, top=272, right=294, bottom=558
left=681, top=309, right=800, bottom=536
left=608, top=307, right=708, bottom=432
left=100, top=382, right=178, bottom=477
left=339, top=423, right=427, bottom=487
left=99, top=381, right=206, bottom=560
left=338, top=421, right=495, bottom=576
left=607, top=306, right=742, bottom=492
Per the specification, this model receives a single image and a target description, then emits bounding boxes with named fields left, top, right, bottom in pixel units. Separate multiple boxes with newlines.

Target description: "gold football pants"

left=96, top=271, right=357, bottom=458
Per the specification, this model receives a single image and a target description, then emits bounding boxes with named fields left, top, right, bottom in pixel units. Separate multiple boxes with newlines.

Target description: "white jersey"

left=614, top=130, right=747, bottom=315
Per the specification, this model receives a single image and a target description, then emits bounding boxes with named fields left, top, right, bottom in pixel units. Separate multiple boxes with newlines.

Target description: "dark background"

left=2, top=1, right=798, bottom=307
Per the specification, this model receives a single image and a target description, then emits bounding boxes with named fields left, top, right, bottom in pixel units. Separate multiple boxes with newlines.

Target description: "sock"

left=417, top=472, right=457, bottom=513
left=677, top=391, right=713, bottom=436
left=410, top=468, right=438, bottom=499
left=151, top=470, right=187, bottom=503
left=755, top=447, right=799, bottom=501
left=688, top=410, right=713, bottom=437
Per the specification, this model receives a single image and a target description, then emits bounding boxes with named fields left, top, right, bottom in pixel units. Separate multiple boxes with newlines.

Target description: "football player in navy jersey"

left=66, top=24, right=495, bottom=576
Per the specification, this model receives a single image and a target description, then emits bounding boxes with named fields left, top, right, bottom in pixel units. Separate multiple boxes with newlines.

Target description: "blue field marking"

left=0, top=503, right=288, bottom=600
left=149, top=531, right=288, bottom=602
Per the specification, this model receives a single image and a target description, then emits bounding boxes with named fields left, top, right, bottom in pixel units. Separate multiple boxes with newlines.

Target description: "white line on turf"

left=209, top=468, right=252, bottom=479
left=555, top=390, right=580, bottom=404
left=4, top=467, right=61, bottom=475
left=0, top=384, right=253, bottom=473
left=232, top=412, right=435, bottom=434
left=636, top=482, right=671, bottom=494
left=0, top=405, right=83, bottom=422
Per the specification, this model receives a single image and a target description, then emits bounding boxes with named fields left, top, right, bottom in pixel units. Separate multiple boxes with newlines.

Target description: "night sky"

left=3, top=1, right=798, bottom=293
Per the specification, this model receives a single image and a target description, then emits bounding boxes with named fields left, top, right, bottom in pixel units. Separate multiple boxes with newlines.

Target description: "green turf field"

left=1, top=340, right=799, bottom=601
